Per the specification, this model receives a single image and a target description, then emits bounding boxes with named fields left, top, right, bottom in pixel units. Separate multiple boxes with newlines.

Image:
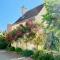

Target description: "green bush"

left=21, top=50, right=34, bottom=57
left=32, top=51, right=43, bottom=60
left=7, top=47, right=15, bottom=51
left=54, top=55, right=60, bottom=60
left=32, top=51, right=54, bottom=60
left=0, top=40, right=8, bottom=49
left=15, top=48, right=23, bottom=53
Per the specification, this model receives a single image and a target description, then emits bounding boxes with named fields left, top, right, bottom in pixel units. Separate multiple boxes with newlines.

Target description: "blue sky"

left=0, top=0, right=44, bottom=31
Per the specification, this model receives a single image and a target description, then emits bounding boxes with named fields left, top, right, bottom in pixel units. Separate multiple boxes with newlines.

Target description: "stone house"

left=7, top=4, right=47, bottom=32
left=8, top=4, right=47, bottom=50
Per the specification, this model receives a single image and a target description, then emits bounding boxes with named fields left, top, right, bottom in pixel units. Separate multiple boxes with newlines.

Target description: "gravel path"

left=0, top=50, right=20, bottom=60
left=0, top=50, right=32, bottom=60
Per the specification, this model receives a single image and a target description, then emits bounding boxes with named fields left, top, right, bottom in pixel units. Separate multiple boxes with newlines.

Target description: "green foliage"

left=7, top=47, right=15, bottom=51
left=43, top=13, right=54, bottom=27
left=15, top=48, right=23, bottom=53
left=54, top=55, right=60, bottom=60
left=44, top=32, right=59, bottom=51
left=44, top=0, right=60, bottom=27
left=0, top=35, right=8, bottom=49
left=32, top=51, right=54, bottom=60
left=32, top=51, right=40, bottom=60
left=43, top=0, right=60, bottom=51
left=21, top=50, right=34, bottom=57
left=0, top=40, right=8, bottom=49
left=15, top=47, right=34, bottom=57
left=22, top=26, right=31, bottom=33
left=11, top=29, right=17, bottom=37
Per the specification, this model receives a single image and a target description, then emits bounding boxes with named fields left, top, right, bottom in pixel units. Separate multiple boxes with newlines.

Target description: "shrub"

left=32, top=51, right=43, bottom=60
left=0, top=35, right=8, bottom=49
left=15, top=48, right=23, bottom=53
left=0, top=40, right=8, bottom=49
left=21, top=50, right=34, bottom=57
left=7, top=47, right=15, bottom=51
left=54, top=55, right=60, bottom=60
left=32, top=51, right=54, bottom=60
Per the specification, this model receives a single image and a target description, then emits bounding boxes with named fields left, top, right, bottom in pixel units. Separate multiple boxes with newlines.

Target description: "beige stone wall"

left=7, top=21, right=26, bottom=32
left=11, top=40, right=36, bottom=50
left=7, top=17, right=35, bottom=32
left=11, top=22, right=26, bottom=30
left=35, top=6, right=47, bottom=23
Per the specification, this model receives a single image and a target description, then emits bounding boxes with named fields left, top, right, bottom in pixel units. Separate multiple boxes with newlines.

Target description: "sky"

left=0, top=0, right=44, bottom=31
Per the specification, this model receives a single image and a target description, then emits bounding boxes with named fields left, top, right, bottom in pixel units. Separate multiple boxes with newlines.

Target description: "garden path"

left=0, top=50, right=32, bottom=60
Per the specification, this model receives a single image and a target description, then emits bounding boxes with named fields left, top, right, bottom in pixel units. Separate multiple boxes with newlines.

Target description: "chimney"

left=21, top=6, right=28, bottom=15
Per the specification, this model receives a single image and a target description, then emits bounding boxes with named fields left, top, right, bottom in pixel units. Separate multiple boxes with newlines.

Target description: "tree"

left=45, top=32, right=59, bottom=51
left=43, top=0, right=60, bottom=51
left=0, top=32, right=8, bottom=49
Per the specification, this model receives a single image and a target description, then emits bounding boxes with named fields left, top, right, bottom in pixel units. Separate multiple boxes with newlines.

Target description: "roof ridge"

left=14, top=4, right=44, bottom=24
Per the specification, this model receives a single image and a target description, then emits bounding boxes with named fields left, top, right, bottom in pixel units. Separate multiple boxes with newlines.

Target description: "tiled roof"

left=14, top=4, right=44, bottom=24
